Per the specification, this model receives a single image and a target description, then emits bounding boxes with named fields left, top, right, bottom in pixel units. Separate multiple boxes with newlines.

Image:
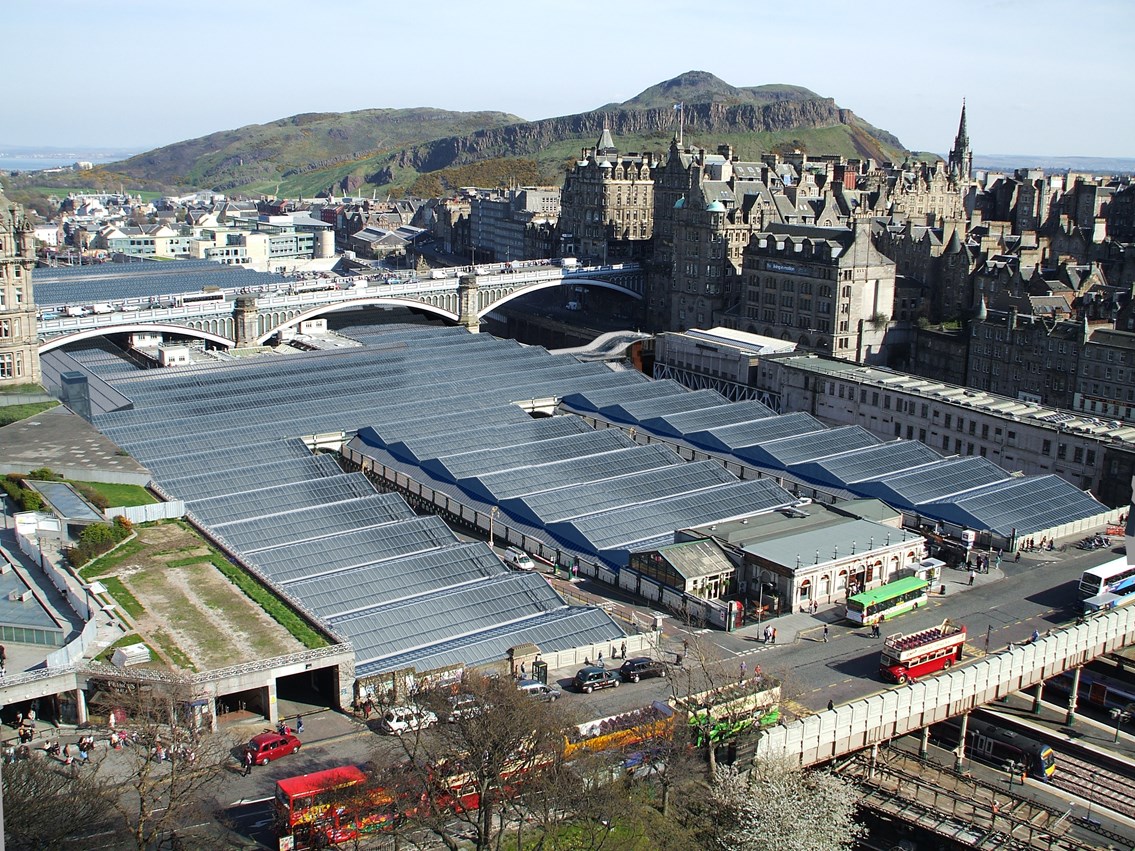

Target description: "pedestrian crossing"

left=735, top=644, right=774, bottom=658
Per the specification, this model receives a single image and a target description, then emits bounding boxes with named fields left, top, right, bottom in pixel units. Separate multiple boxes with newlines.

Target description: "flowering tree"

left=710, top=760, right=865, bottom=851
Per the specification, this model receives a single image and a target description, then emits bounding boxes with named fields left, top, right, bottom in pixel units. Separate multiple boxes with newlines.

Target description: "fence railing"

left=753, top=604, right=1135, bottom=767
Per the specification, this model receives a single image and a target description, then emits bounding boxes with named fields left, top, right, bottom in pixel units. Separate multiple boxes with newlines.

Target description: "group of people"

left=762, top=625, right=778, bottom=644
left=1020, top=536, right=1054, bottom=552
left=13, top=709, right=36, bottom=745
left=277, top=715, right=303, bottom=737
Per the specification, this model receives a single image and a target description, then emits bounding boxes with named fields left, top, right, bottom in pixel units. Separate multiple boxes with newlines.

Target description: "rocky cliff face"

left=391, top=99, right=903, bottom=172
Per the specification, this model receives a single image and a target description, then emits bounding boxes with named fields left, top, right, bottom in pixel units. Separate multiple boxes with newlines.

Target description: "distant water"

left=0, top=152, right=129, bottom=172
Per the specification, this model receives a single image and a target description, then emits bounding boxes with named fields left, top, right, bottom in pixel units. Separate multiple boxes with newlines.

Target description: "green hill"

left=28, top=71, right=909, bottom=199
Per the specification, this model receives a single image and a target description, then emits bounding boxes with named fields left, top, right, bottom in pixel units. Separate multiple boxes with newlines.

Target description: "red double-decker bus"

left=879, top=619, right=966, bottom=684
left=275, top=765, right=395, bottom=849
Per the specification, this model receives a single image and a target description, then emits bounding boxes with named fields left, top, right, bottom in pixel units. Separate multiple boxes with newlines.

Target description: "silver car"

left=517, top=679, right=561, bottom=702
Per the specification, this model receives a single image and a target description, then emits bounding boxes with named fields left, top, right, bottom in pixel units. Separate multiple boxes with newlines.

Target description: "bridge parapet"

left=754, top=605, right=1135, bottom=767
left=36, top=261, right=646, bottom=350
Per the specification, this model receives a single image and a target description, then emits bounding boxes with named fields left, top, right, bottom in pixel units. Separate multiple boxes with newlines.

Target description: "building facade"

left=754, top=352, right=1135, bottom=505
left=0, top=192, right=39, bottom=386
left=559, top=126, right=657, bottom=265
left=727, top=220, right=897, bottom=364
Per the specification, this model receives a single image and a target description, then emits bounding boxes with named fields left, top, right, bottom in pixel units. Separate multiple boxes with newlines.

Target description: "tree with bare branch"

left=88, top=677, right=238, bottom=850
left=1, top=757, right=116, bottom=850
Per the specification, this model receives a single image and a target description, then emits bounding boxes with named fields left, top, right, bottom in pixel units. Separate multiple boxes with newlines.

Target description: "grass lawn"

left=150, top=628, right=195, bottom=671
left=0, top=401, right=58, bottom=426
left=72, top=481, right=158, bottom=507
left=78, top=537, right=146, bottom=580
left=99, top=576, right=145, bottom=618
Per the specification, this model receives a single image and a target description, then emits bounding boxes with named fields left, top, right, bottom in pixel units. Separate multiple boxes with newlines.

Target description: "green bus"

left=845, top=576, right=929, bottom=625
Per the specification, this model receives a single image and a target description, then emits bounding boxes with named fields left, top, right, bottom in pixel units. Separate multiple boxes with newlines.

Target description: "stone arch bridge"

left=37, top=262, right=644, bottom=352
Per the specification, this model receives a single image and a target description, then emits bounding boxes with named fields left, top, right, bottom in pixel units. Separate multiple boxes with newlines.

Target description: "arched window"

left=836, top=570, right=848, bottom=590
left=799, top=578, right=812, bottom=600
left=820, top=575, right=831, bottom=597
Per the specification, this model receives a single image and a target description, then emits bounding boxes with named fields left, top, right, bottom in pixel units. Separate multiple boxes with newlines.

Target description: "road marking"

left=229, top=795, right=273, bottom=806
left=735, top=646, right=771, bottom=657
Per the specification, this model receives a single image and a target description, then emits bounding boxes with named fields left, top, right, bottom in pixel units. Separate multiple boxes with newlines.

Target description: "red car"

left=246, top=731, right=301, bottom=765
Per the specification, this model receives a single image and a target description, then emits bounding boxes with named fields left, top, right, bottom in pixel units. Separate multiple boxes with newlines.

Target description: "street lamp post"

left=1109, top=704, right=1133, bottom=743
left=488, top=506, right=499, bottom=548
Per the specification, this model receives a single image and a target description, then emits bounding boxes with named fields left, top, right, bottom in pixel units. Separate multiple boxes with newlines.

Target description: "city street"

left=543, top=541, right=1122, bottom=718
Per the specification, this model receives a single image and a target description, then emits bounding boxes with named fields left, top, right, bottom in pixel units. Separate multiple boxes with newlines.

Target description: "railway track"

left=842, top=749, right=1104, bottom=850
left=1049, top=753, right=1135, bottom=820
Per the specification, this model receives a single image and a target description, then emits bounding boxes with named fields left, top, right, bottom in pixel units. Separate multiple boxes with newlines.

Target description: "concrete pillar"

left=919, top=725, right=930, bottom=759
left=75, top=687, right=88, bottom=726
left=1032, top=681, right=1044, bottom=715
left=954, top=712, right=969, bottom=772
left=266, top=681, right=278, bottom=725
left=233, top=295, right=260, bottom=347
left=458, top=274, right=480, bottom=333
left=1065, top=666, right=1082, bottom=725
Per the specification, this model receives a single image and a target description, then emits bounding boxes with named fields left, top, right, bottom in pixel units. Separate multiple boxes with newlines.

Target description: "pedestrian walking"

left=968, top=568, right=976, bottom=586
left=739, top=660, right=746, bottom=683
left=597, top=650, right=603, bottom=667
left=823, top=624, right=829, bottom=643
left=827, top=699, right=835, bottom=711
left=764, top=625, right=772, bottom=644
left=295, top=714, right=304, bottom=735
left=771, top=627, right=777, bottom=644
left=243, top=749, right=253, bottom=777
left=620, top=641, right=626, bottom=660
left=871, top=623, right=881, bottom=639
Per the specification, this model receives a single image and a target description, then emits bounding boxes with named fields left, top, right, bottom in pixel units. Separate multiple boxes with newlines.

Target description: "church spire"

left=595, top=117, right=617, bottom=157
left=948, top=100, right=972, bottom=182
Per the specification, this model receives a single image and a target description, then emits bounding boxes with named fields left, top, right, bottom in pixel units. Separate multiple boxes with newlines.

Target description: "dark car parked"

left=618, top=657, right=667, bottom=683
left=573, top=666, right=620, bottom=694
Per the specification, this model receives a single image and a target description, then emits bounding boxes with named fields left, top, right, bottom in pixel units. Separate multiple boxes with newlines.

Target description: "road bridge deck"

left=753, top=606, right=1135, bottom=768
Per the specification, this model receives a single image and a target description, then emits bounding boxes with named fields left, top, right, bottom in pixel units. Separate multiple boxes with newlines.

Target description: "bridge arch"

left=478, top=277, right=642, bottom=318
left=255, top=296, right=460, bottom=344
left=39, top=323, right=236, bottom=353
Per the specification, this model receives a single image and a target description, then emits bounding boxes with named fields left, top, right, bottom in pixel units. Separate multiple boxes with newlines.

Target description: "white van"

left=504, top=547, right=535, bottom=571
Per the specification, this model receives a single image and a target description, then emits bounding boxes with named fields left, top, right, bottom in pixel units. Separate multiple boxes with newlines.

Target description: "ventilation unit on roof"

left=8, top=589, right=31, bottom=603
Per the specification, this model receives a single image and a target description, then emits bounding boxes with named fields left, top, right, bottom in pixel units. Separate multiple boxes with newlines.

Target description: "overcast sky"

left=6, top=0, right=1131, bottom=158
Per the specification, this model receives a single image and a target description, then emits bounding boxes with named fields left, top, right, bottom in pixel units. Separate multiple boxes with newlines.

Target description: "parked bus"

left=1078, top=557, right=1135, bottom=613
left=845, top=576, right=929, bottom=625
left=175, top=291, right=226, bottom=307
left=275, top=765, right=395, bottom=849
left=563, top=701, right=673, bottom=761
left=879, top=619, right=966, bottom=683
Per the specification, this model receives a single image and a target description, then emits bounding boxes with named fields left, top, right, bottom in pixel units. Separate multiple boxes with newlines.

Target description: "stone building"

left=0, top=191, right=39, bottom=387
left=752, top=350, right=1135, bottom=505
left=470, top=187, right=560, bottom=263
left=685, top=501, right=925, bottom=615
left=965, top=305, right=1089, bottom=407
left=727, top=219, right=896, bottom=364
left=559, top=125, right=657, bottom=265
left=667, top=147, right=783, bottom=331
